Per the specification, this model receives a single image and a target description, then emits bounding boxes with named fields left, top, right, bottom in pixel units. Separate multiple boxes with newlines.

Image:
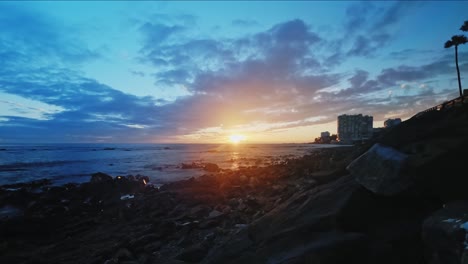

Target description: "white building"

left=337, top=114, right=373, bottom=143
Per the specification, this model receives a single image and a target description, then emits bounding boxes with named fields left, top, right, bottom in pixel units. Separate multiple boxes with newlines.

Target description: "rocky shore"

left=0, top=146, right=359, bottom=264
left=2, top=103, right=468, bottom=264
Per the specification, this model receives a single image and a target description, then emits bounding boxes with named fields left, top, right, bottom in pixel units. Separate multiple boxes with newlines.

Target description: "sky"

left=0, top=1, right=467, bottom=144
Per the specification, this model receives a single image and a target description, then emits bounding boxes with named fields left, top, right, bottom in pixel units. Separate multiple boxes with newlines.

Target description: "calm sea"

left=0, top=143, right=338, bottom=186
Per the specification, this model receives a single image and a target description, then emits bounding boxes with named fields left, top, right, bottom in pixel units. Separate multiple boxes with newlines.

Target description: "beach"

left=0, top=146, right=359, bottom=264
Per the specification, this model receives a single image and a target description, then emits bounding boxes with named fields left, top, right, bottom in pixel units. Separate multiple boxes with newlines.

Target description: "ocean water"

left=0, top=143, right=338, bottom=186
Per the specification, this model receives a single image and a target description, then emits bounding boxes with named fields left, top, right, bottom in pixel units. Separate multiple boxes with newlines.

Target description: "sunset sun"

left=229, top=134, right=246, bottom=144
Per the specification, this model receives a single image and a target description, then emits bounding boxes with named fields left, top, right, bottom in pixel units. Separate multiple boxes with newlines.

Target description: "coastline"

left=0, top=146, right=359, bottom=264
left=0, top=143, right=335, bottom=187
left=2, top=104, right=468, bottom=264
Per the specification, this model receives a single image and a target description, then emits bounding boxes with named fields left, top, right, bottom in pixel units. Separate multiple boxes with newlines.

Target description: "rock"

left=120, top=194, right=134, bottom=200
left=103, top=147, right=116, bottom=150
left=422, top=201, right=468, bottom=264
left=208, top=210, right=223, bottom=219
left=228, top=198, right=239, bottom=207
left=181, top=163, right=202, bottom=169
left=90, top=172, right=113, bottom=183
left=202, top=229, right=254, bottom=263
left=114, top=248, right=134, bottom=261
left=347, top=143, right=410, bottom=196
left=250, top=175, right=359, bottom=243
left=256, top=231, right=386, bottom=264
left=204, top=163, right=219, bottom=172
left=199, top=219, right=220, bottom=229
left=129, top=234, right=160, bottom=249
left=143, top=241, right=162, bottom=253
left=104, top=258, right=118, bottom=264
left=189, top=204, right=210, bottom=217
left=203, top=175, right=383, bottom=263
left=176, top=245, right=208, bottom=263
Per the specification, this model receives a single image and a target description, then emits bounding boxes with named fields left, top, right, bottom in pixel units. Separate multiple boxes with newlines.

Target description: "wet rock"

left=181, top=163, right=203, bottom=169
left=103, top=147, right=116, bottom=151
left=347, top=143, right=410, bottom=196
left=208, top=210, right=223, bottom=219
left=422, top=201, right=468, bottom=264
left=90, top=172, right=113, bottom=183
left=204, top=163, right=219, bottom=172
left=120, top=194, right=135, bottom=200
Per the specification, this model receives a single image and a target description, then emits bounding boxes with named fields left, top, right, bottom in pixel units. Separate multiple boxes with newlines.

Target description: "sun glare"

left=229, top=134, right=246, bottom=144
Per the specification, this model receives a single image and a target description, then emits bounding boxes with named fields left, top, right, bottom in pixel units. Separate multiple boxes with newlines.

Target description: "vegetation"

left=445, top=21, right=468, bottom=98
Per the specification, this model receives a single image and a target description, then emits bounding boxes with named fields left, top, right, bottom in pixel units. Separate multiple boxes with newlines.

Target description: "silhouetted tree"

left=445, top=35, right=467, bottom=97
left=461, top=21, right=468, bottom=32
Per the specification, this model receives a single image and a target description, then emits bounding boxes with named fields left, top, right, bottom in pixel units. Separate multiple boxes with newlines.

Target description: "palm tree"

left=444, top=35, right=467, bottom=98
left=461, top=21, right=468, bottom=32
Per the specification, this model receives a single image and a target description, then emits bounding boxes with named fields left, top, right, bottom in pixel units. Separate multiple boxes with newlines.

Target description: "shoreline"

left=0, top=143, right=351, bottom=187
left=0, top=146, right=359, bottom=263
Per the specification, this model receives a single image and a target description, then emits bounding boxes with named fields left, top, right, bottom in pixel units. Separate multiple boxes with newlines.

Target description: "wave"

left=0, top=160, right=85, bottom=170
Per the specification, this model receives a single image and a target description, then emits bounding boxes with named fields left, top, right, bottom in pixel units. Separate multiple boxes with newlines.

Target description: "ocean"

left=0, top=143, right=339, bottom=186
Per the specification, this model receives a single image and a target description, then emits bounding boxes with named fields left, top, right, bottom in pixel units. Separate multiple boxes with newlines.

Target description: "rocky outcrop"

left=422, top=201, right=468, bottom=264
left=0, top=147, right=357, bottom=264
left=347, top=143, right=410, bottom=196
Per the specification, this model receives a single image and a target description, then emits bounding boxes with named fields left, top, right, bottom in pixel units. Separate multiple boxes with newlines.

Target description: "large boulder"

left=203, top=175, right=395, bottom=263
left=422, top=201, right=468, bottom=264
left=347, top=143, right=410, bottom=196
left=90, top=172, right=113, bottom=183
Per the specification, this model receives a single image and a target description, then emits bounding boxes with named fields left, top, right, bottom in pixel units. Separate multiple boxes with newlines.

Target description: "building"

left=384, top=118, right=401, bottom=128
left=337, top=114, right=373, bottom=143
left=320, top=131, right=330, bottom=138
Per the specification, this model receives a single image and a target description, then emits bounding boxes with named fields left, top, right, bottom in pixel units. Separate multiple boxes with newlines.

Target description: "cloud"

left=139, top=22, right=185, bottom=47
left=388, top=49, right=436, bottom=60
left=232, top=19, right=259, bottom=27
left=0, top=4, right=464, bottom=143
left=130, top=70, right=145, bottom=77
left=0, top=2, right=99, bottom=66
left=341, top=2, right=421, bottom=58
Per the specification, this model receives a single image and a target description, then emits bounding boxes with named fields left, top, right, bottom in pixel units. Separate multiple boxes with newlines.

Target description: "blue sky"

left=0, top=1, right=467, bottom=143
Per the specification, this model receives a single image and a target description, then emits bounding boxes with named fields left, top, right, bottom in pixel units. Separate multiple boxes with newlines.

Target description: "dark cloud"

left=378, top=66, right=431, bottom=86
left=371, top=1, right=421, bottom=31
left=341, top=2, right=421, bottom=58
left=347, top=34, right=389, bottom=57
left=0, top=69, right=181, bottom=142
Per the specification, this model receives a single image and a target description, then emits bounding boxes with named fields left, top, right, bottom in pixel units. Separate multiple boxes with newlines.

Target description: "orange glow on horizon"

left=228, top=134, right=246, bottom=144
